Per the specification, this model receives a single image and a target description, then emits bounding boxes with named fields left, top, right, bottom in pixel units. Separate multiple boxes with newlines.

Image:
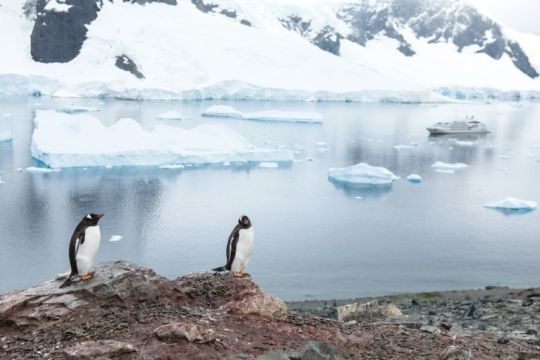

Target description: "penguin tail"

left=212, top=266, right=227, bottom=272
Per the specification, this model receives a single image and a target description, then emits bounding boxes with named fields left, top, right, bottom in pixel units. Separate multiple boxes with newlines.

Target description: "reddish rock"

left=63, top=340, right=136, bottom=359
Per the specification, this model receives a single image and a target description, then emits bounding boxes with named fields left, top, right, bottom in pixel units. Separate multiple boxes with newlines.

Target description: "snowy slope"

left=0, top=0, right=539, bottom=101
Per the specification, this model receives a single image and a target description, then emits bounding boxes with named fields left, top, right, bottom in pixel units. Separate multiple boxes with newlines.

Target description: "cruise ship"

left=427, top=116, right=489, bottom=135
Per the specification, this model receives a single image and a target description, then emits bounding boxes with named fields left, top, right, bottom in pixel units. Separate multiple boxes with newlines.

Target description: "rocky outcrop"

left=191, top=0, right=252, bottom=27
left=115, top=55, right=145, bottom=79
left=2, top=261, right=539, bottom=359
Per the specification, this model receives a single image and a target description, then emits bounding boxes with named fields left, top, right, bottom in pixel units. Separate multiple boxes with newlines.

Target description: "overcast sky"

left=468, top=0, right=540, bottom=35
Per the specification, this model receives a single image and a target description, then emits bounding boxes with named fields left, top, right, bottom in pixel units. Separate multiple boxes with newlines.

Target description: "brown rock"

left=221, top=289, right=288, bottom=320
left=63, top=340, right=136, bottom=359
left=154, top=322, right=216, bottom=343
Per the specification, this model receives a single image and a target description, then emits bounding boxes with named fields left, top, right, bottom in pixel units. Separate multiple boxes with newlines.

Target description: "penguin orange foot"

left=233, top=272, right=244, bottom=277
left=81, top=271, right=94, bottom=280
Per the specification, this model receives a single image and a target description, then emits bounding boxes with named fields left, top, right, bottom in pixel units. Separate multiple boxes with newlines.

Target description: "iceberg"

left=31, top=110, right=293, bottom=168
left=406, top=174, right=422, bottom=183
left=62, top=105, right=100, bottom=114
left=201, top=105, right=242, bottom=119
left=431, top=161, right=469, bottom=173
left=242, top=111, right=323, bottom=124
left=394, top=145, right=414, bottom=150
left=0, top=176, right=5, bottom=184
left=484, top=197, right=537, bottom=212
left=259, top=162, right=279, bottom=168
left=328, top=163, right=399, bottom=187
left=25, top=167, right=61, bottom=173
left=109, top=235, right=123, bottom=242
left=157, top=111, right=185, bottom=120
left=0, top=129, right=12, bottom=142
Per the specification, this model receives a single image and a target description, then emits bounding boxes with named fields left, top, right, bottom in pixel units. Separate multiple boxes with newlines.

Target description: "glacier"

left=30, top=110, right=294, bottom=168
left=484, top=197, right=537, bottom=212
left=328, top=163, right=400, bottom=187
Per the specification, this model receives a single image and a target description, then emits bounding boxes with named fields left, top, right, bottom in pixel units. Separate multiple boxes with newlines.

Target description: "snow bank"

left=484, top=197, right=537, bottom=212
left=201, top=105, right=242, bottom=119
left=431, top=161, right=469, bottom=173
left=242, top=110, right=323, bottom=124
left=31, top=110, right=293, bottom=168
left=201, top=106, right=323, bottom=123
left=328, top=163, right=399, bottom=186
left=0, top=129, right=12, bottom=142
left=157, top=111, right=185, bottom=120
left=406, top=174, right=422, bottom=183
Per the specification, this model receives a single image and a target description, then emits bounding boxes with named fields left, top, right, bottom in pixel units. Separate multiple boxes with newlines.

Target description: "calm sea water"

left=1, top=97, right=539, bottom=300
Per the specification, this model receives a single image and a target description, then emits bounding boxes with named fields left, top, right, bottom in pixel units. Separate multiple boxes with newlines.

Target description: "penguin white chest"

left=76, top=225, right=101, bottom=275
left=231, top=227, right=254, bottom=273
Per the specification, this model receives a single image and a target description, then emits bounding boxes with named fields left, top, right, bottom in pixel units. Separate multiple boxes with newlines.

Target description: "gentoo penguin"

left=60, top=213, right=104, bottom=288
left=213, top=215, right=254, bottom=278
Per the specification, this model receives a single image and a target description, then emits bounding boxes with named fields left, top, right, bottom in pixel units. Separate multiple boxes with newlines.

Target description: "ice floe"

left=25, top=166, right=61, bottom=173
left=259, top=162, right=279, bottom=168
left=61, top=105, right=100, bottom=114
left=328, top=163, right=399, bottom=186
left=31, top=110, right=293, bottom=168
left=454, top=140, right=476, bottom=147
left=394, top=145, right=414, bottom=150
left=242, top=111, right=323, bottom=124
left=159, top=164, right=185, bottom=170
left=484, top=197, right=537, bottom=212
left=109, top=235, right=123, bottom=242
left=0, top=129, right=12, bottom=142
left=201, top=105, right=323, bottom=124
left=157, top=111, right=185, bottom=120
left=406, top=174, right=422, bottom=183
left=431, top=161, right=469, bottom=173
left=201, top=105, right=242, bottom=119
left=0, top=176, right=5, bottom=184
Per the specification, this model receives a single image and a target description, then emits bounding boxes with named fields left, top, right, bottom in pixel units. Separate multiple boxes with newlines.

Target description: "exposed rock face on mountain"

left=1, top=261, right=540, bottom=359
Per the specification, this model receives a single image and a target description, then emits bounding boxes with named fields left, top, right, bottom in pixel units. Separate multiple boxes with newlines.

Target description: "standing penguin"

left=60, top=213, right=104, bottom=288
left=212, top=215, right=254, bottom=278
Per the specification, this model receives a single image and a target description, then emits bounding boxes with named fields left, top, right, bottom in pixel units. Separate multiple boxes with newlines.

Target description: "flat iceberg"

left=0, top=129, right=12, bottom=142
left=159, top=164, right=185, bottom=170
left=259, top=162, right=279, bottom=168
left=157, top=111, right=185, bottom=120
left=484, top=197, right=537, bottom=212
left=62, top=105, right=100, bottom=114
left=31, top=110, right=293, bottom=168
left=201, top=106, right=323, bottom=124
left=242, top=111, right=323, bottom=124
left=406, top=174, right=422, bottom=183
left=25, top=166, right=61, bottom=173
left=201, top=105, right=242, bottom=119
left=109, top=235, right=123, bottom=242
left=328, top=163, right=400, bottom=186
left=431, top=161, right=469, bottom=173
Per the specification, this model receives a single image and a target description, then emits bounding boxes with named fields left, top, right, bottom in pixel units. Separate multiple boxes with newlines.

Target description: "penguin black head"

left=238, top=215, right=251, bottom=228
left=82, top=213, right=104, bottom=226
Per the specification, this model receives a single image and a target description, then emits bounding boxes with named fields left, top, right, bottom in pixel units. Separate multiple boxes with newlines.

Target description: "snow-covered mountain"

left=0, top=0, right=539, bottom=101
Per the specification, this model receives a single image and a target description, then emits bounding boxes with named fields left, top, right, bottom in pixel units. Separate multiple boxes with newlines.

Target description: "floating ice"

left=328, top=163, right=399, bottom=186
left=159, top=164, right=185, bottom=169
left=25, top=166, right=60, bottom=173
left=157, top=111, right=185, bottom=120
left=394, top=145, right=414, bottom=150
left=243, top=111, right=323, bottom=124
left=354, top=196, right=363, bottom=200
left=201, top=105, right=242, bottom=119
left=454, top=140, right=476, bottom=147
left=109, top=235, right=123, bottom=242
left=406, top=174, right=422, bottom=183
left=62, top=105, right=99, bottom=114
left=31, top=110, right=293, bottom=168
left=259, top=162, right=279, bottom=168
left=484, top=197, right=537, bottom=212
left=0, top=129, right=12, bottom=142
left=0, top=176, right=5, bottom=184
left=431, top=161, right=468, bottom=173
left=202, top=105, right=323, bottom=124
